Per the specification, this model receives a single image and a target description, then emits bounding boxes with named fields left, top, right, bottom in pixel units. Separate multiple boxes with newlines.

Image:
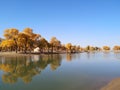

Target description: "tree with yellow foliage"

left=37, top=37, right=48, bottom=53
left=3, top=28, right=19, bottom=53
left=22, top=28, right=41, bottom=53
left=0, top=39, right=15, bottom=51
left=66, top=43, right=72, bottom=53
left=113, top=46, right=120, bottom=51
left=18, top=33, right=30, bottom=53
left=50, top=37, right=61, bottom=53
left=103, top=46, right=110, bottom=51
left=23, top=28, right=41, bottom=40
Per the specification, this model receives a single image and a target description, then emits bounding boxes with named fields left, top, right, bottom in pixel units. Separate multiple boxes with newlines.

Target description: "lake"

left=0, top=52, right=120, bottom=90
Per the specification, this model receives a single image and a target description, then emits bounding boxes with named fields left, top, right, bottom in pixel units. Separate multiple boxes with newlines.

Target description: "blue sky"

left=0, top=0, right=120, bottom=47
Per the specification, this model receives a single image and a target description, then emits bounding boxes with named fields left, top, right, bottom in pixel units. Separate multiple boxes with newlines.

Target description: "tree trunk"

left=51, top=45, right=53, bottom=54
left=14, top=39, right=18, bottom=53
left=24, top=44, right=27, bottom=54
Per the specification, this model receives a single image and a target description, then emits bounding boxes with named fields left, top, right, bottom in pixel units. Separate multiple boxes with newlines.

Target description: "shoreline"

left=0, top=51, right=119, bottom=57
left=0, top=51, right=83, bottom=56
left=0, top=51, right=68, bottom=56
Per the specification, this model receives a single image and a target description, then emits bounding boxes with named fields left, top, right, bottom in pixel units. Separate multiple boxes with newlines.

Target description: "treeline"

left=0, top=28, right=119, bottom=54
left=0, top=28, right=80, bottom=54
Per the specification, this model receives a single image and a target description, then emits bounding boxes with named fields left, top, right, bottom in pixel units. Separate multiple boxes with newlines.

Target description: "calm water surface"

left=0, top=52, right=120, bottom=90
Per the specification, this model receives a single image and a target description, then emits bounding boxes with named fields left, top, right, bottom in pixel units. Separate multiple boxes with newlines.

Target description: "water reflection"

left=114, top=52, right=120, bottom=59
left=0, top=53, right=120, bottom=90
left=66, top=53, right=81, bottom=61
left=66, top=54, right=72, bottom=61
left=103, top=51, right=111, bottom=59
left=86, top=52, right=95, bottom=59
left=0, top=54, right=62, bottom=84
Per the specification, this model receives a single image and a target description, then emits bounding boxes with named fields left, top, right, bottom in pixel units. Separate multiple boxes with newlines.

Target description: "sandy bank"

left=101, top=78, right=120, bottom=90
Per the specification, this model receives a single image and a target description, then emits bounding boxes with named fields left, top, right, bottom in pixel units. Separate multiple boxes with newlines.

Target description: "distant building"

left=34, top=47, right=40, bottom=52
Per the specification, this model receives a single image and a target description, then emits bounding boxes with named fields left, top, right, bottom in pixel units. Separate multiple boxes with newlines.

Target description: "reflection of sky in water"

left=0, top=52, right=120, bottom=90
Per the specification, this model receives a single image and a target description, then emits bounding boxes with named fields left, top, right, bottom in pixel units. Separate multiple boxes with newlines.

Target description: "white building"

left=34, top=47, right=40, bottom=52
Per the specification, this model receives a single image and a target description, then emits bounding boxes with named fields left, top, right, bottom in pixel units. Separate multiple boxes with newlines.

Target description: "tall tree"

left=23, top=28, right=40, bottom=41
left=23, top=28, right=41, bottom=52
left=3, top=28, right=19, bottom=53
left=66, top=43, right=72, bottom=53
left=50, top=37, right=61, bottom=53
left=17, top=28, right=41, bottom=53
left=18, top=33, right=30, bottom=53
left=37, top=37, right=48, bottom=53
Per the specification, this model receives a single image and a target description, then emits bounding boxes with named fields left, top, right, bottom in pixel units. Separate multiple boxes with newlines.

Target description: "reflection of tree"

left=103, top=52, right=110, bottom=59
left=2, top=74, right=17, bottom=84
left=0, top=54, right=62, bottom=84
left=50, top=55, right=62, bottom=70
left=114, top=52, right=120, bottom=59
left=66, top=54, right=72, bottom=61
left=66, top=54, right=81, bottom=61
